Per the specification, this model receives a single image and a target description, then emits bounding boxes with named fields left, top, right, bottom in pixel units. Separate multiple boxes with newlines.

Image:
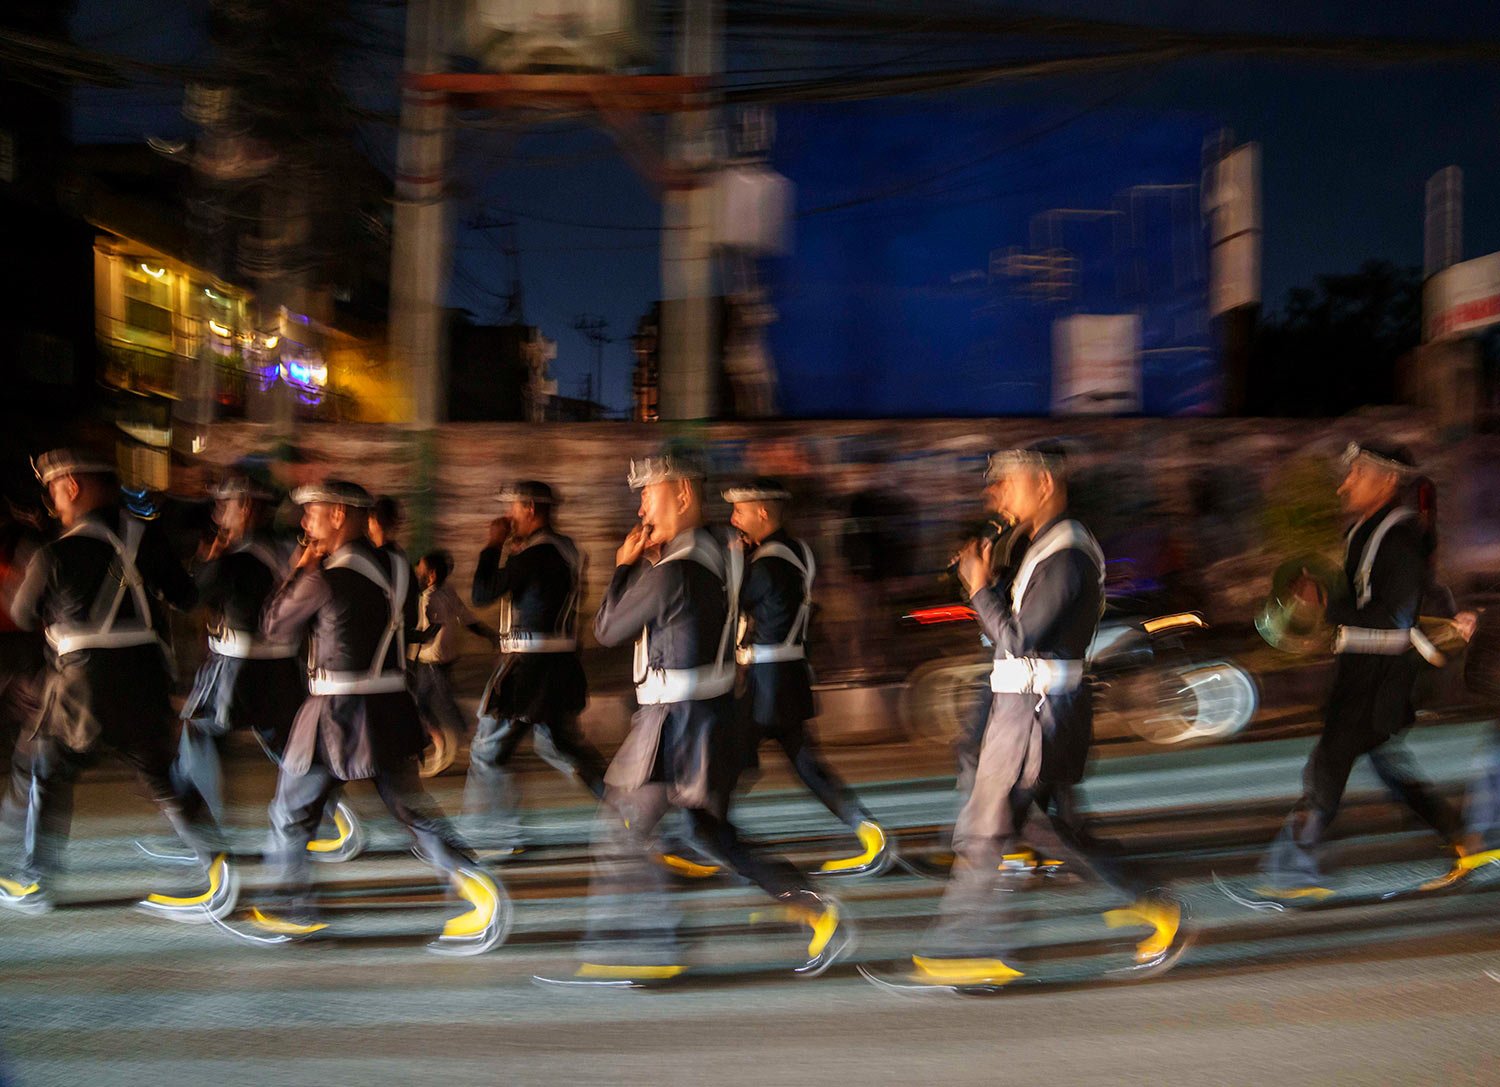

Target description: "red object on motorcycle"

left=904, top=605, right=978, bottom=625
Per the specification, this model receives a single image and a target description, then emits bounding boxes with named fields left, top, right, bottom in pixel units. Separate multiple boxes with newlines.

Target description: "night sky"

left=67, top=0, right=1500, bottom=415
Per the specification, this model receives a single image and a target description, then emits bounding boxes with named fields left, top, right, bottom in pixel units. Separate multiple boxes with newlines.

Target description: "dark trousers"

left=1264, top=723, right=1461, bottom=884
left=767, top=721, right=866, bottom=830
left=6, top=730, right=222, bottom=881
left=264, top=758, right=470, bottom=914
left=464, top=713, right=607, bottom=823
left=1463, top=723, right=1500, bottom=848
left=581, top=783, right=808, bottom=965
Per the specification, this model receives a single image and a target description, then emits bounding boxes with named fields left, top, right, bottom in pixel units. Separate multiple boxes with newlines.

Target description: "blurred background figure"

left=410, top=549, right=497, bottom=783
left=465, top=481, right=604, bottom=848
left=725, top=477, right=891, bottom=876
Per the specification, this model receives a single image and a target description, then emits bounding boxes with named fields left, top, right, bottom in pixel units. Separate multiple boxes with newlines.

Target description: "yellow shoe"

left=788, top=893, right=855, bottom=976
left=246, top=907, right=329, bottom=938
left=1250, top=885, right=1335, bottom=903
left=430, top=868, right=510, bottom=956
left=0, top=875, right=52, bottom=916
left=139, top=853, right=238, bottom=923
left=818, top=821, right=892, bottom=877
left=1104, top=896, right=1182, bottom=964
left=1420, top=846, right=1500, bottom=892
left=658, top=853, right=721, bottom=879
left=307, top=801, right=365, bottom=862
left=909, top=955, right=1024, bottom=988
left=574, top=962, right=686, bottom=982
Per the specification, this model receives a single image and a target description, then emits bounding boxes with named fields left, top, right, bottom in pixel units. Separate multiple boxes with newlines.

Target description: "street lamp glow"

left=208, top=320, right=231, bottom=337
left=139, top=263, right=166, bottom=279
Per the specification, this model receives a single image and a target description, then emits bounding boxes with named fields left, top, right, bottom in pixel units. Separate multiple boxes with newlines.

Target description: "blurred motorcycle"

left=899, top=602, right=1259, bottom=747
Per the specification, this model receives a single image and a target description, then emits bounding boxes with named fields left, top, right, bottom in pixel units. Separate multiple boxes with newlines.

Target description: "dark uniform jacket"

left=262, top=538, right=424, bottom=780
left=181, top=531, right=305, bottom=750
left=594, top=526, right=751, bottom=810
left=740, top=529, right=815, bottom=734
left=10, top=506, right=196, bottom=753
left=969, top=515, right=1103, bottom=786
left=472, top=530, right=587, bottom=724
left=1325, top=501, right=1425, bottom=741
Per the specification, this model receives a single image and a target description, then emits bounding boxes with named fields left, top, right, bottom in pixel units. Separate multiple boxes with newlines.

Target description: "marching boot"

left=1103, top=890, right=1185, bottom=965
left=780, top=889, right=855, bottom=977
left=138, top=853, right=238, bottom=923
left=0, top=874, right=53, bottom=916
left=428, top=867, right=509, bottom=956
left=817, top=820, right=893, bottom=878
left=306, top=801, right=365, bottom=863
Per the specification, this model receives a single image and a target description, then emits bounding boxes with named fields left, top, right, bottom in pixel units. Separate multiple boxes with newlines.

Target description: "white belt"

left=1333, top=626, right=1414, bottom=656
left=209, top=630, right=300, bottom=660
left=736, top=643, right=806, bottom=665
left=989, top=656, right=1085, bottom=694
left=46, top=624, right=159, bottom=656
left=500, top=633, right=577, bottom=654
left=636, top=664, right=735, bottom=705
left=307, top=669, right=409, bottom=696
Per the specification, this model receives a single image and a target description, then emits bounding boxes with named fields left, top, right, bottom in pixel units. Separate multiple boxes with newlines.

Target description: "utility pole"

left=659, top=0, right=722, bottom=420
left=573, top=313, right=610, bottom=419
left=389, top=0, right=453, bottom=551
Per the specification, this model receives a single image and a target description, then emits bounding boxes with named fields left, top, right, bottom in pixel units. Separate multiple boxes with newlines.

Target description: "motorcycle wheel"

left=418, top=724, right=461, bottom=778
left=1127, top=660, right=1258, bottom=745
left=899, top=658, right=990, bottom=745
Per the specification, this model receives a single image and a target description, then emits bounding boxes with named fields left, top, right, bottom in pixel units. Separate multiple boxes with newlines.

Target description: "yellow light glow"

left=309, top=363, right=328, bottom=386
left=208, top=320, right=231, bottom=337
left=263, top=335, right=279, bottom=349
left=1142, top=612, right=1208, bottom=634
left=139, top=263, right=166, bottom=279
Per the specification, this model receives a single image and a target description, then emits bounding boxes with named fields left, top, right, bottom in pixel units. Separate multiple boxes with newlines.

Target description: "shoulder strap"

left=747, top=538, right=816, bottom=649
left=325, top=549, right=407, bottom=677
left=1353, top=507, right=1417, bottom=608
left=233, top=539, right=288, bottom=580
left=65, top=516, right=153, bottom=636
left=1010, top=519, right=1105, bottom=614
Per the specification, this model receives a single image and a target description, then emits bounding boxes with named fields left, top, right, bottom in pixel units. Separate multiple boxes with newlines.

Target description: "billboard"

left=764, top=99, right=1217, bottom=417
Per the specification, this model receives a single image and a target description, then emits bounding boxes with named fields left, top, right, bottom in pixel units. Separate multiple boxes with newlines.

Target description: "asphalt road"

left=4, top=719, right=1500, bottom=1087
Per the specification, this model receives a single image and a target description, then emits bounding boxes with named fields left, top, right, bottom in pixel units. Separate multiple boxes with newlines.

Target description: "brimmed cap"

left=209, top=458, right=280, bottom=502
left=32, top=448, right=115, bottom=486
left=496, top=480, right=558, bottom=506
left=1341, top=440, right=1417, bottom=475
left=722, top=477, right=791, bottom=504
left=627, top=447, right=708, bottom=491
left=289, top=478, right=373, bottom=508
left=985, top=439, right=1070, bottom=482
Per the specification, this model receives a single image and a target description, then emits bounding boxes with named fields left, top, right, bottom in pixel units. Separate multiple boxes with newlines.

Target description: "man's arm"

left=7, top=546, right=53, bottom=632
left=594, top=562, right=668, bottom=648
left=971, top=551, right=1090, bottom=657
left=262, top=565, right=332, bottom=642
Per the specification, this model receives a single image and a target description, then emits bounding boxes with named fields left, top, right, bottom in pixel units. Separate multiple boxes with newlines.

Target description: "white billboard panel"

left=1052, top=314, right=1141, bottom=415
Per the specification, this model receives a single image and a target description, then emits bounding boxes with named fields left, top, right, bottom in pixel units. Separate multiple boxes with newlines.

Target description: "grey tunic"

left=963, top=515, right=1103, bottom=839
left=10, top=507, right=195, bottom=753
left=594, top=527, right=752, bottom=811
left=262, top=539, right=424, bottom=780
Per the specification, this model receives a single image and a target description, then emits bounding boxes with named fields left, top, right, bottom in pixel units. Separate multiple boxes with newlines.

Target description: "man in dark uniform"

left=243, top=479, right=505, bottom=955
left=171, top=461, right=363, bottom=862
left=1260, top=441, right=1464, bottom=894
left=723, top=477, right=891, bottom=876
left=0, top=449, right=235, bottom=921
left=899, top=441, right=1179, bottom=988
left=551, top=449, right=850, bottom=984
left=465, top=482, right=603, bottom=845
